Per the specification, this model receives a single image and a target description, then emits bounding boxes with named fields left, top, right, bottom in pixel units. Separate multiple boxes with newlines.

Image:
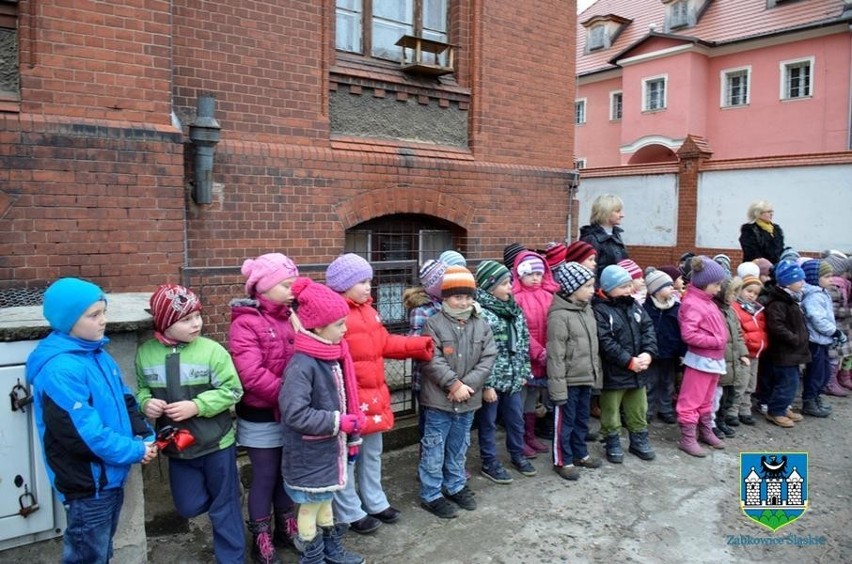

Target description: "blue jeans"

left=477, top=390, right=524, bottom=466
left=418, top=408, right=473, bottom=503
left=169, top=445, right=245, bottom=564
left=804, top=343, right=830, bottom=400
left=554, top=386, right=591, bottom=466
left=333, top=432, right=391, bottom=523
left=62, top=487, right=124, bottom=564
left=767, top=364, right=800, bottom=417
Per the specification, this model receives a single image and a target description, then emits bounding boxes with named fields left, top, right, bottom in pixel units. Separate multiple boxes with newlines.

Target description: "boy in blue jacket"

left=27, top=278, right=157, bottom=564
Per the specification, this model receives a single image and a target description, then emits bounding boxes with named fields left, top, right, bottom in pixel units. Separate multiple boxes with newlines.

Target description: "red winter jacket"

left=343, top=297, right=433, bottom=435
left=229, top=296, right=296, bottom=422
left=732, top=300, right=767, bottom=359
left=512, top=250, right=555, bottom=379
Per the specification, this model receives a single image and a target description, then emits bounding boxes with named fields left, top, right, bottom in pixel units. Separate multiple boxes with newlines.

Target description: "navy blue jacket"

left=643, top=298, right=686, bottom=360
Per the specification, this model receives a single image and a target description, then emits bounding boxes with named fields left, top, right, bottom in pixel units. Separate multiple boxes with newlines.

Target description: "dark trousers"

left=553, top=386, right=591, bottom=466
left=477, top=390, right=525, bottom=466
left=804, top=342, right=831, bottom=400
left=169, top=445, right=245, bottom=564
left=767, top=365, right=800, bottom=417
left=645, top=357, right=677, bottom=418
left=754, top=357, right=774, bottom=405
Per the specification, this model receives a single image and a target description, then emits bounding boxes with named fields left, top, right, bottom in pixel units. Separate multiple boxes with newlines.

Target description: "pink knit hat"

left=617, top=259, right=643, bottom=280
left=325, top=253, right=373, bottom=293
left=242, top=253, right=299, bottom=296
left=291, top=277, right=349, bottom=330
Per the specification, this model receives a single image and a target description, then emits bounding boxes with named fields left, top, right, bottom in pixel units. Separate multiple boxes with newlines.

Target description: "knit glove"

left=340, top=412, right=366, bottom=434
left=832, top=330, right=848, bottom=347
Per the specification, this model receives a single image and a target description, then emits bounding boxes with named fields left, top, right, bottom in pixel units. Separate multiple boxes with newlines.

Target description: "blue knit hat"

left=325, top=253, right=373, bottom=292
left=600, top=265, right=633, bottom=294
left=43, top=277, right=107, bottom=334
left=801, top=259, right=832, bottom=286
left=554, top=262, right=594, bottom=296
left=775, top=260, right=805, bottom=287
left=438, top=250, right=467, bottom=267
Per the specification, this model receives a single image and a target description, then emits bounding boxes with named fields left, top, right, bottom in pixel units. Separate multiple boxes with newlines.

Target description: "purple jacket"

left=678, top=287, right=728, bottom=360
left=229, top=295, right=296, bottom=422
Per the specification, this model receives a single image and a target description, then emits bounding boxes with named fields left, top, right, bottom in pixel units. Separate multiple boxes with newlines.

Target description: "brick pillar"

left=675, top=134, right=713, bottom=253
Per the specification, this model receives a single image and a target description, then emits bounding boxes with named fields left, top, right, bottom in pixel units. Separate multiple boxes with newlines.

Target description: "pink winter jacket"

left=229, top=295, right=296, bottom=421
left=678, top=286, right=728, bottom=360
left=513, top=250, right=555, bottom=378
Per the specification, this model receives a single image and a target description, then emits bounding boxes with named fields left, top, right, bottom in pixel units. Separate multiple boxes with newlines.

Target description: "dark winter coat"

left=739, top=222, right=785, bottom=263
left=579, top=223, right=629, bottom=281
left=592, top=293, right=658, bottom=390
left=763, top=286, right=811, bottom=366
left=643, top=296, right=686, bottom=360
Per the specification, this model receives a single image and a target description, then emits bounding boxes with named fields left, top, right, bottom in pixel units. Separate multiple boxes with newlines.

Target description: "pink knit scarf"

left=293, top=331, right=361, bottom=419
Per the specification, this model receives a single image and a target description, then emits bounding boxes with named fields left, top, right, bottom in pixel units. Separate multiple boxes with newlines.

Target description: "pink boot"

left=524, top=413, right=549, bottom=453
left=823, top=371, right=850, bottom=397
left=837, top=370, right=852, bottom=390
left=697, top=414, right=725, bottom=449
left=678, top=424, right=707, bottom=458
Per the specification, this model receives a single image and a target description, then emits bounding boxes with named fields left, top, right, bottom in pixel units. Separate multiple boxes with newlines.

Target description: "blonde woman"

left=579, top=194, right=629, bottom=281
left=739, top=200, right=785, bottom=263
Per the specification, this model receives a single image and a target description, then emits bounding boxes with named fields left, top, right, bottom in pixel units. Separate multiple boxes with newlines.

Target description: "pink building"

left=575, top=0, right=852, bottom=167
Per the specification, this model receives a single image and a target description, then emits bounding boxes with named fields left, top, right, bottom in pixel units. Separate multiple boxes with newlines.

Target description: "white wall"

left=577, top=174, right=678, bottom=246
left=696, top=164, right=852, bottom=252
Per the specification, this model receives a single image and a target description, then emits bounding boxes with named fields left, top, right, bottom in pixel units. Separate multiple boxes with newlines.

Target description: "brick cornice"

left=334, top=186, right=474, bottom=230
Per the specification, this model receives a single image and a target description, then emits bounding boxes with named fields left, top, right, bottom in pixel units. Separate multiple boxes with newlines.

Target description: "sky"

left=577, top=0, right=595, bottom=13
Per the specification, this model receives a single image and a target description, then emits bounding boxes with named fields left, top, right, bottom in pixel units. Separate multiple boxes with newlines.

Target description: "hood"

left=512, top=249, right=558, bottom=294
left=403, top=286, right=433, bottom=310
left=802, top=284, right=823, bottom=298
left=26, top=331, right=109, bottom=387
left=230, top=295, right=292, bottom=322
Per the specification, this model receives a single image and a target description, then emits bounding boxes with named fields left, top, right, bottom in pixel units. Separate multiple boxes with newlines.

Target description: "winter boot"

left=838, top=369, right=852, bottom=390
left=627, top=430, right=656, bottom=461
left=697, top=414, right=725, bottom=449
left=524, top=413, right=549, bottom=453
left=802, top=398, right=831, bottom=418
left=815, top=395, right=833, bottom=413
left=273, top=511, right=297, bottom=549
left=293, top=534, right=324, bottom=564
left=604, top=433, right=624, bottom=464
left=678, top=424, right=707, bottom=458
left=823, top=371, right=850, bottom=397
left=247, top=517, right=282, bottom=564
left=534, top=410, right=555, bottom=441
left=322, top=523, right=365, bottom=564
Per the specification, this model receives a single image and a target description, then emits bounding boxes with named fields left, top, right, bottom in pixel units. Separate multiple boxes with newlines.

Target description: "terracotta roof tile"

left=578, top=0, right=850, bottom=76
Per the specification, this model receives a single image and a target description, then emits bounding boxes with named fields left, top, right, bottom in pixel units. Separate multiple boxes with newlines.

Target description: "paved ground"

left=8, top=395, right=852, bottom=563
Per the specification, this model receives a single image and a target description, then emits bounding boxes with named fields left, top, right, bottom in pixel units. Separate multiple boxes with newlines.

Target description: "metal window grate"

left=0, top=287, right=47, bottom=309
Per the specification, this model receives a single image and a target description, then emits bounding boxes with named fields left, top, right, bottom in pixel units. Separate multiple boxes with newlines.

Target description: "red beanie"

left=564, top=241, right=596, bottom=264
left=149, top=284, right=202, bottom=335
left=544, top=243, right=568, bottom=269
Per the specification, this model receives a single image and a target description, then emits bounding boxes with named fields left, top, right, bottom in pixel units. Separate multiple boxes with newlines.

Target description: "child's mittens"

left=348, top=445, right=360, bottom=463
left=340, top=412, right=367, bottom=434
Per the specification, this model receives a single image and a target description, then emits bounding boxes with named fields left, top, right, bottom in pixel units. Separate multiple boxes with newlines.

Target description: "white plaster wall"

left=696, top=164, right=852, bottom=252
left=577, top=174, right=678, bottom=246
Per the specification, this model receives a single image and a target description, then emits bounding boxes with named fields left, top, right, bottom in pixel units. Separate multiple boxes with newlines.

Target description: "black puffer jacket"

left=592, top=293, right=658, bottom=389
left=764, top=286, right=811, bottom=366
left=579, top=223, right=629, bottom=281
left=739, top=222, right=785, bottom=263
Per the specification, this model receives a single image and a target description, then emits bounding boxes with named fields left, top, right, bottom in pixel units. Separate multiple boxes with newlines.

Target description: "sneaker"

left=420, top=497, right=458, bottom=519
left=511, top=458, right=538, bottom=477
left=368, top=506, right=401, bottom=524
left=758, top=403, right=768, bottom=415
left=572, top=455, right=602, bottom=469
left=554, top=465, right=580, bottom=481
left=445, top=486, right=477, bottom=511
left=480, top=463, right=513, bottom=484
left=348, top=515, right=381, bottom=535
left=765, top=414, right=795, bottom=428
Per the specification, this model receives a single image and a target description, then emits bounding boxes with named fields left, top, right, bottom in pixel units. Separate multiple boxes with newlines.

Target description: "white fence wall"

left=697, top=164, right=852, bottom=253
left=577, top=174, right=678, bottom=247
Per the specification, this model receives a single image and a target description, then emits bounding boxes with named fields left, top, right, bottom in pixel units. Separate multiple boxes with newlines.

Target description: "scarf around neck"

left=293, top=327, right=360, bottom=419
left=442, top=300, right=479, bottom=321
left=755, top=218, right=774, bottom=236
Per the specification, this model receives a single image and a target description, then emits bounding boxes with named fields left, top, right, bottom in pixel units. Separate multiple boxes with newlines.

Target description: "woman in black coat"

left=739, top=200, right=785, bottom=263
left=580, top=194, right=629, bottom=281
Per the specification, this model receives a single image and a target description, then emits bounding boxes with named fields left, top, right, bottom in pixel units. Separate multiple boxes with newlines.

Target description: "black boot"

left=293, top=534, right=324, bottom=564
left=627, top=430, right=656, bottom=461
left=534, top=410, right=555, bottom=441
left=604, top=433, right=623, bottom=464
left=273, top=510, right=296, bottom=549
left=247, top=517, right=282, bottom=564
left=322, top=523, right=365, bottom=564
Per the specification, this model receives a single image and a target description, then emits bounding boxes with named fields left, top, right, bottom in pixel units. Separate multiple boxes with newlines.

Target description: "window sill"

left=641, top=108, right=667, bottom=114
left=331, top=135, right=474, bottom=160
left=0, top=92, right=20, bottom=113
left=721, top=103, right=749, bottom=110
left=780, top=95, right=813, bottom=102
left=331, top=52, right=469, bottom=100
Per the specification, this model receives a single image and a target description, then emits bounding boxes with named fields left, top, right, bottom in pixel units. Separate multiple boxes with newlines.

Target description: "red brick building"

left=1, top=0, right=579, bottom=338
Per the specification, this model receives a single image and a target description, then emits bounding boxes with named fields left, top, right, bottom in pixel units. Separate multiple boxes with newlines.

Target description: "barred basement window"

left=0, top=0, right=19, bottom=103
left=335, top=0, right=448, bottom=63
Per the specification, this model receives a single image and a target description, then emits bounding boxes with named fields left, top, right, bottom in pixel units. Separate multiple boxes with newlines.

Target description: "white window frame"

left=589, top=24, right=605, bottom=51
left=574, top=158, right=587, bottom=169
left=575, top=98, right=587, bottom=125
left=779, top=56, right=814, bottom=101
left=609, top=90, right=623, bottom=121
left=642, top=75, right=667, bottom=112
left=720, top=66, right=751, bottom=108
left=670, top=0, right=689, bottom=28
